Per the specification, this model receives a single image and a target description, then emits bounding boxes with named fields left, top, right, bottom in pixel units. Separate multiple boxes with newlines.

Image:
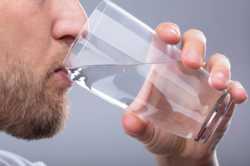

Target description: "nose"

left=51, top=0, right=87, bottom=45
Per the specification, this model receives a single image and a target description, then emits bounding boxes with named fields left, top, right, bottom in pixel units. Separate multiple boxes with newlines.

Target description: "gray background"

left=0, top=0, right=249, bottom=165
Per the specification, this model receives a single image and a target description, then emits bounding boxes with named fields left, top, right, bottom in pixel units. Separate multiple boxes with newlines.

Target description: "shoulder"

left=0, top=150, right=46, bottom=166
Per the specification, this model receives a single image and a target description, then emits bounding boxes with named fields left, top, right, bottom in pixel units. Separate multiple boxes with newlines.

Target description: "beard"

left=0, top=56, right=69, bottom=140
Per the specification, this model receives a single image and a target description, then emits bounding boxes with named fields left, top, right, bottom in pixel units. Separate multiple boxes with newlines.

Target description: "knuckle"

left=231, top=81, right=246, bottom=92
left=145, top=128, right=185, bottom=156
left=156, top=22, right=181, bottom=36
left=227, top=80, right=235, bottom=88
left=210, top=53, right=231, bottom=69
left=210, top=53, right=225, bottom=61
left=183, top=28, right=207, bottom=43
left=212, top=53, right=227, bottom=60
left=168, top=22, right=180, bottom=31
left=156, top=22, right=177, bottom=30
left=160, top=22, right=179, bottom=28
left=228, top=81, right=238, bottom=92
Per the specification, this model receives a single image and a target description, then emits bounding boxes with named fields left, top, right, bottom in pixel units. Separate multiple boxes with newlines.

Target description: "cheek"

left=0, top=6, right=53, bottom=75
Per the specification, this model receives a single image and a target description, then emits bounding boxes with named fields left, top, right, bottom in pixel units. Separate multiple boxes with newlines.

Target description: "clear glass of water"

left=65, top=0, right=231, bottom=142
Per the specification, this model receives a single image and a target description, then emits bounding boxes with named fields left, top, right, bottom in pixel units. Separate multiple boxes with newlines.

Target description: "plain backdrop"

left=0, top=0, right=249, bottom=166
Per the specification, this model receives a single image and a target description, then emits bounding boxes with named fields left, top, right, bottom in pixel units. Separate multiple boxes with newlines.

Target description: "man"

left=0, top=0, right=247, bottom=166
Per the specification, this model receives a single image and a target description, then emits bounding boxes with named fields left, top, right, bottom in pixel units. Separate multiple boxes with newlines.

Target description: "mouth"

left=54, top=66, right=69, bottom=75
left=50, top=65, right=73, bottom=89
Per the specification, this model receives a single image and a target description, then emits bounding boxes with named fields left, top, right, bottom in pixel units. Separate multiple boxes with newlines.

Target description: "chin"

left=0, top=57, right=71, bottom=140
left=3, top=91, right=69, bottom=140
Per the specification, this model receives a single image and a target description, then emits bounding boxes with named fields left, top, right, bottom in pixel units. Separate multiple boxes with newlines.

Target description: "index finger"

left=155, top=22, right=181, bottom=45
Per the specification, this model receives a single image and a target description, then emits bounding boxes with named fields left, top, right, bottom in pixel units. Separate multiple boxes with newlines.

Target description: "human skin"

left=0, top=0, right=87, bottom=139
left=0, top=0, right=247, bottom=165
left=123, top=24, right=248, bottom=166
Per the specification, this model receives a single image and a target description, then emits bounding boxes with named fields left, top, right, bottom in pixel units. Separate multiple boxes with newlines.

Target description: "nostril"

left=52, top=20, right=83, bottom=43
left=51, top=1, right=88, bottom=45
left=61, top=35, right=76, bottom=47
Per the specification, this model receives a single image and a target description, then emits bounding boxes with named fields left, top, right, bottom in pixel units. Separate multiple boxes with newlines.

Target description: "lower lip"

left=53, top=70, right=73, bottom=88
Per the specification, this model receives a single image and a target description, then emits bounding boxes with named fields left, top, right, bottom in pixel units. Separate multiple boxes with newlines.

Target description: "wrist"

left=155, top=151, right=218, bottom=166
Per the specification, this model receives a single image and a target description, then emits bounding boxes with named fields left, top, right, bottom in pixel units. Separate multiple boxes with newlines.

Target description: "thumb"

left=122, top=111, right=185, bottom=155
left=122, top=111, right=154, bottom=143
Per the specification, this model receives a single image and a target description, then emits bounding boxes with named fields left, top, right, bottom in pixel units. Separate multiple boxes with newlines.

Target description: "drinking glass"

left=65, top=0, right=231, bottom=142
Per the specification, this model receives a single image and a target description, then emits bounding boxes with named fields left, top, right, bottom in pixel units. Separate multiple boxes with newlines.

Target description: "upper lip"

left=48, top=65, right=69, bottom=78
left=54, top=66, right=69, bottom=74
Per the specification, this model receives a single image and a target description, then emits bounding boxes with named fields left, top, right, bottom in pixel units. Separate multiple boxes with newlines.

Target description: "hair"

left=0, top=54, right=69, bottom=140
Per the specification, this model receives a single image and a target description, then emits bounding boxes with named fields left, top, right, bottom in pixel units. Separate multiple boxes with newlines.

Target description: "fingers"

left=205, top=53, right=248, bottom=103
left=217, top=101, right=235, bottom=131
left=156, top=25, right=207, bottom=69
left=208, top=102, right=235, bottom=152
left=208, top=81, right=247, bottom=150
left=122, top=112, right=148, bottom=138
left=122, top=111, right=159, bottom=150
left=122, top=111, right=185, bottom=155
left=155, top=23, right=181, bottom=45
left=181, top=29, right=207, bottom=69
left=228, top=81, right=248, bottom=104
left=122, top=111, right=156, bottom=144
left=207, top=53, right=231, bottom=90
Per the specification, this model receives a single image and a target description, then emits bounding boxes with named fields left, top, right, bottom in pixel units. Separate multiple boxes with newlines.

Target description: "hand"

left=122, top=23, right=248, bottom=166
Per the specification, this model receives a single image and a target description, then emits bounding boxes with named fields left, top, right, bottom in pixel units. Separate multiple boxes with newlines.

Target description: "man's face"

left=0, top=0, right=87, bottom=139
